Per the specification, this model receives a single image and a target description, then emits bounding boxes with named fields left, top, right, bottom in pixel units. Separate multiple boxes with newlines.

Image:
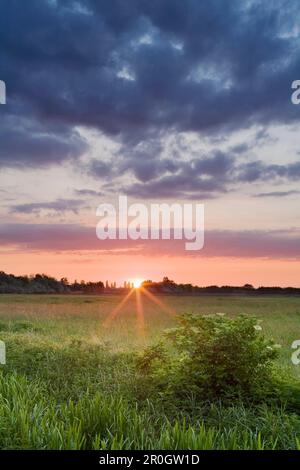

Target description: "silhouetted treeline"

left=141, top=277, right=300, bottom=296
left=0, top=272, right=104, bottom=294
left=0, top=271, right=299, bottom=295
left=70, top=280, right=104, bottom=294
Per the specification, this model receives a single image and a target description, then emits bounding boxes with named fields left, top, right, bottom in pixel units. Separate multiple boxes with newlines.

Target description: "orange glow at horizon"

left=1, top=252, right=300, bottom=288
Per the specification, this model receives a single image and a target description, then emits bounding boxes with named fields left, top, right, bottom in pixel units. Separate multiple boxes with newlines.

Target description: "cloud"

left=0, top=222, right=299, bottom=259
left=254, top=190, right=300, bottom=198
left=1, top=0, right=300, bottom=144
left=125, top=174, right=223, bottom=200
left=87, top=160, right=113, bottom=178
left=0, top=112, right=87, bottom=168
left=1, top=0, right=300, bottom=203
left=123, top=151, right=300, bottom=199
left=9, top=198, right=87, bottom=215
left=74, top=189, right=104, bottom=197
left=237, top=160, right=300, bottom=183
left=116, top=149, right=234, bottom=199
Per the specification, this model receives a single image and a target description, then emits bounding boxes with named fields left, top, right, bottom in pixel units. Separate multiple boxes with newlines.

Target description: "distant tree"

left=162, top=276, right=175, bottom=285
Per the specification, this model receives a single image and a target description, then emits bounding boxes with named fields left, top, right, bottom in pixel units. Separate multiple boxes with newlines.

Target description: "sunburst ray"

left=102, top=288, right=135, bottom=328
left=141, top=286, right=177, bottom=317
left=135, top=288, right=145, bottom=340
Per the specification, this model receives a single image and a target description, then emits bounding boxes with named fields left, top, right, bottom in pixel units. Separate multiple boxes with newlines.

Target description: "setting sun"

left=132, top=279, right=143, bottom=289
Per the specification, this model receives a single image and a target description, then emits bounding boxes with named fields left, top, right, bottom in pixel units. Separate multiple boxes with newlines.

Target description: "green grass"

left=0, top=293, right=299, bottom=449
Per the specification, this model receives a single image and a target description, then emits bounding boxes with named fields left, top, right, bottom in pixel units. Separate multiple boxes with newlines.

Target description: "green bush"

left=136, top=314, right=279, bottom=403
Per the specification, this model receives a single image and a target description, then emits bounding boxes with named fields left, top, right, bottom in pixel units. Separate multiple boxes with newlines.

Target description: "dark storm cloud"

left=125, top=170, right=225, bottom=199
left=1, top=0, right=300, bottom=197
left=0, top=223, right=299, bottom=259
left=1, top=1, right=300, bottom=137
left=0, top=112, right=87, bottom=168
left=122, top=151, right=232, bottom=199
left=123, top=152, right=300, bottom=199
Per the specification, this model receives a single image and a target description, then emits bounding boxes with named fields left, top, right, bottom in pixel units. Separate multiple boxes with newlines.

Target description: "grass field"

left=0, top=293, right=300, bottom=450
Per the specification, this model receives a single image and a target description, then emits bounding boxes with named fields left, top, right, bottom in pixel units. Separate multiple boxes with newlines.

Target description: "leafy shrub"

left=136, top=314, right=279, bottom=403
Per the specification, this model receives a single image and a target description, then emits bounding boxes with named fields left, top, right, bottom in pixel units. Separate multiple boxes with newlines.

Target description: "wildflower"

left=254, top=324, right=262, bottom=331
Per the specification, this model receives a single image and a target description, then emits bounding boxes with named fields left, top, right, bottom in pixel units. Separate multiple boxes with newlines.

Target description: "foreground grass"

left=1, top=372, right=300, bottom=450
left=0, top=294, right=299, bottom=449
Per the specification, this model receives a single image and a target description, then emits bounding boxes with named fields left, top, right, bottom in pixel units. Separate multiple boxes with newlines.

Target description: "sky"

left=0, top=0, right=300, bottom=286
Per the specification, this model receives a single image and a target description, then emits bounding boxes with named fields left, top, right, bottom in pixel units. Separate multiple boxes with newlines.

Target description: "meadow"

left=0, top=293, right=299, bottom=450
